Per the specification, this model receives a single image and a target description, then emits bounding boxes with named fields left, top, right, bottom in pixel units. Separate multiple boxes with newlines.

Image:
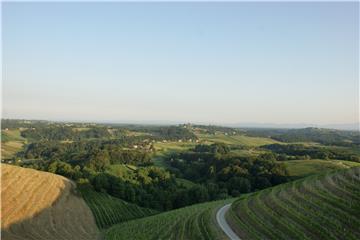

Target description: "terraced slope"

left=79, top=187, right=158, bottom=229
left=105, top=198, right=234, bottom=240
left=228, top=167, right=360, bottom=240
left=1, top=164, right=100, bottom=240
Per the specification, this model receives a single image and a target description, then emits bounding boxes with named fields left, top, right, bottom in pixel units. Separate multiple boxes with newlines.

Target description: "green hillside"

left=105, top=198, right=235, bottom=240
left=227, top=167, right=360, bottom=240
left=197, top=133, right=279, bottom=146
left=283, top=159, right=360, bottom=178
left=79, top=187, right=158, bottom=229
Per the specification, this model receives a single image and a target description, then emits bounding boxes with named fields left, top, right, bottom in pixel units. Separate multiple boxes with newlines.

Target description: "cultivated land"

left=105, top=198, right=235, bottom=240
left=1, top=164, right=100, bottom=240
left=79, top=187, right=158, bottom=229
left=227, top=167, right=360, bottom=240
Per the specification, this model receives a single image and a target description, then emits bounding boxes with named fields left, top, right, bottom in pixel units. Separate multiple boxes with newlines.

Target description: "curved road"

left=216, top=204, right=241, bottom=240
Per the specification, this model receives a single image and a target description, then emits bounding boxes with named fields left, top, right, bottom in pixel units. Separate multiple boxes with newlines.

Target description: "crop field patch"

left=1, top=164, right=100, bottom=240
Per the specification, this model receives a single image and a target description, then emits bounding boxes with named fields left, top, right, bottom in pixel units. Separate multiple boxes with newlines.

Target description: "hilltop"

left=1, top=164, right=100, bottom=240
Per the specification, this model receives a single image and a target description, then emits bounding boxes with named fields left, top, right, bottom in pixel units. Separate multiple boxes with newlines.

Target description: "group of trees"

left=20, top=140, right=153, bottom=168
left=22, top=158, right=222, bottom=211
left=20, top=126, right=120, bottom=141
left=167, top=143, right=289, bottom=198
left=192, top=124, right=242, bottom=135
left=245, top=127, right=360, bottom=147
left=263, top=144, right=360, bottom=162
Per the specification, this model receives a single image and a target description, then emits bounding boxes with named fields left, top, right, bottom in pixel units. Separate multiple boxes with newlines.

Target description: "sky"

left=2, top=2, right=359, bottom=125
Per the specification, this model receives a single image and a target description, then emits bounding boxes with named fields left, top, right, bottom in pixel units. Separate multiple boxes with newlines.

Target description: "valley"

left=1, top=119, right=359, bottom=239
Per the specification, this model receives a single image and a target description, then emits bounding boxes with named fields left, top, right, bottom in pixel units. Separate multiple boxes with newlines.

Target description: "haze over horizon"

left=2, top=2, right=359, bottom=125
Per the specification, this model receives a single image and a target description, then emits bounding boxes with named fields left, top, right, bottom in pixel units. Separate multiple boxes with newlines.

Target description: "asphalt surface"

left=216, top=203, right=241, bottom=240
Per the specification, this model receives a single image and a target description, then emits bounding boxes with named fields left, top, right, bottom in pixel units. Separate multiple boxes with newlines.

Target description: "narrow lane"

left=216, top=203, right=241, bottom=240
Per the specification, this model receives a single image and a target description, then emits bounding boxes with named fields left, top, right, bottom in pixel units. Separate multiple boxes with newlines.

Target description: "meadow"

left=1, top=129, right=26, bottom=159
left=282, top=159, right=360, bottom=178
left=196, top=133, right=279, bottom=146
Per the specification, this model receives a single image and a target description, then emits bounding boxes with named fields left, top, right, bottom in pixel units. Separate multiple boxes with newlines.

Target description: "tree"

left=93, top=173, right=110, bottom=192
left=228, top=177, right=251, bottom=193
left=89, top=150, right=110, bottom=171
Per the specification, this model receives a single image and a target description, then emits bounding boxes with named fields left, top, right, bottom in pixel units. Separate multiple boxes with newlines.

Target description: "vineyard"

left=79, top=187, right=158, bottom=229
left=1, top=164, right=100, bottom=240
left=105, top=198, right=234, bottom=240
left=227, top=167, right=360, bottom=240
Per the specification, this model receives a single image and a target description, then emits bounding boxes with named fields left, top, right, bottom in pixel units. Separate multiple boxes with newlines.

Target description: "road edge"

left=216, top=203, right=241, bottom=240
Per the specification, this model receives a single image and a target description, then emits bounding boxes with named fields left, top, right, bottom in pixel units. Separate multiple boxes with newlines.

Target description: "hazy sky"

left=2, top=2, right=359, bottom=124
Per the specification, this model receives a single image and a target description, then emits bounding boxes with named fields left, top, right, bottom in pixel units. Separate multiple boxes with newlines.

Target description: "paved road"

left=216, top=203, right=241, bottom=240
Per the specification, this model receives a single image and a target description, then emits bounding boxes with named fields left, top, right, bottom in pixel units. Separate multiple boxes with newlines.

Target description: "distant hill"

left=227, top=167, right=360, bottom=239
left=1, top=164, right=100, bottom=240
left=231, top=122, right=359, bottom=131
left=243, top=127, right=360, bottom=146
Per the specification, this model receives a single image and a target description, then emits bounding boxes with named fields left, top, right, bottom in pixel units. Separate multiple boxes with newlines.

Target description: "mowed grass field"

left=1, top=164, right=100, bottom=240
left=196, top=133, right=279, bottom=147
left=227, top=167, right=360, bottom=240
left=105, top=198, right=235, bottom=240
left=153, top=141, right=196, bottom=167
left=79, top=187, right=158, bottom=229
left=1, top=141, right=24, bottom=159
left=1, top=129, right=26, bottom=159
left=283, top=159, right=360, bottom=178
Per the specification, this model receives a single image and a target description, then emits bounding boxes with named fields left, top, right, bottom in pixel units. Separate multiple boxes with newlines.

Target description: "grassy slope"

left=283, top=159, right=360, bottom=178
left=153, top=141, right=196, bottom=167
left=105, top=198, right=235, bottom=240
left=1, top=129, right=26, bottom=159
left=196, top=133, right=279, bottom=147
left=79, top=187, right=158, bottom=229
left=227, top=167, right=360, bottom=240
left=105, top=164, right=138, bottom=184
left=1, top=164, right=100, bottom=240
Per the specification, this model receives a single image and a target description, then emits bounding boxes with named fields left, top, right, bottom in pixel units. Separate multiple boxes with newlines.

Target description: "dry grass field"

left=1, top=164, right=101, bottom=240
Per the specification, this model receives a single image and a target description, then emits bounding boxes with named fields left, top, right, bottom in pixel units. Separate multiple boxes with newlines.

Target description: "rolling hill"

left=79, top=187, right=159, bottom=229
left=1, top=164, right=100, bottom=240
left=105, top=198, right=235, bottom=240
left=227, top=167, right=360, bottom=240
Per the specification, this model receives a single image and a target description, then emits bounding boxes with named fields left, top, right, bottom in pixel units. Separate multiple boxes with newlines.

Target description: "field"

left=153, top=141, right=196, bottom=167
left=79, top=187, right=158, bottom=229
left=1, top=129, right=25, bottom=142
left=106, top=164, right=138, bottom=183
left=1, top=141, right=24, bottom=159
left=196, top=133, right=279, bottom=147
left=1, top=164, right=100, bottom=240
left=105, top=198, right=235, bottom=240
left=283, top=159, right=360, bottom=178
left=227, top=167, right=360, bottom=240
left=1, top=129, right=26, bottom=159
